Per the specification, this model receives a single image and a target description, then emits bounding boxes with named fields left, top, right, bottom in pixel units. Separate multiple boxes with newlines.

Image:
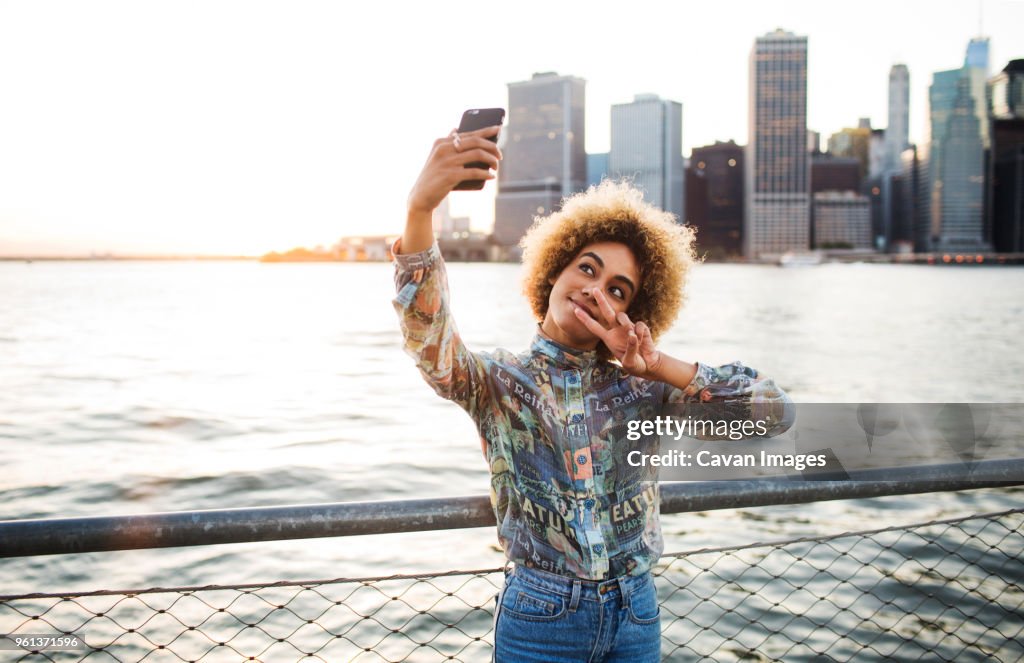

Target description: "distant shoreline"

left=0, top=255, right=258, bottom=262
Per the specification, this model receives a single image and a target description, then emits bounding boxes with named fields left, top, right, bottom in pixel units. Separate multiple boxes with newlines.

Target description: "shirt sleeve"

left=392, top=239, right=489, bottom=419
left=663, top=361, right=795, bottom=439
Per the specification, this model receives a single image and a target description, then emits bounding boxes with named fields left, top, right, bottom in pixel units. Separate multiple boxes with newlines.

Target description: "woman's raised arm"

left=391, top=127, right=502, bottom=419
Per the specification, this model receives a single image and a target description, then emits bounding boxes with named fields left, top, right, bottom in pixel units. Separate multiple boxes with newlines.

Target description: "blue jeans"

left=492, top=565, right=662, bottom=662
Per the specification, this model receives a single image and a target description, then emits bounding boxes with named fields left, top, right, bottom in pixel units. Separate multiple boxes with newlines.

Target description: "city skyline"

left=1, top=0, right=1022, bottom=256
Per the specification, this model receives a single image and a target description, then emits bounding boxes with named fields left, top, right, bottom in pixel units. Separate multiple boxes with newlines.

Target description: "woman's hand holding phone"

left=453, top=108, right=505, bottom=190
left=408, top=125, right=502, bottom=215
left=402, top=125, right=503, bottom=254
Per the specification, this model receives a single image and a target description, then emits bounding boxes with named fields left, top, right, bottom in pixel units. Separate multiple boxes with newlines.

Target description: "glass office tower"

left=493, top=72, right=587, bottom=248
left=609, top=93, right=684, bottom=222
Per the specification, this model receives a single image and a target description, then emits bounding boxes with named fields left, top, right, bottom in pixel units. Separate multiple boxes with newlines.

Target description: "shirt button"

left=593, top=544, right=604, bottom=554
left=571, top=413, right=583, bottom=424
left=567, top=374, right=579, bottom=385
left=584, top=498, right=595, bottom=509
left=577, top=454, right=588, bottom=465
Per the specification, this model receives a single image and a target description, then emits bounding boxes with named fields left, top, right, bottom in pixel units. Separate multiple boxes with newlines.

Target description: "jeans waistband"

left=507, top=563, right=651, bottom=602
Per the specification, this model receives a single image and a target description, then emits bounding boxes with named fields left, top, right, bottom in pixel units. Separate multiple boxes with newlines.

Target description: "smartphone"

left=453, top=108, right=505, bottom=191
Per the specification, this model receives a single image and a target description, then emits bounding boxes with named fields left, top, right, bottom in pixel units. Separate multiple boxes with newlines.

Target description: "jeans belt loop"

left=617, top=577, right=630, bottom=611
left=568, top=579, right=582, bottom=613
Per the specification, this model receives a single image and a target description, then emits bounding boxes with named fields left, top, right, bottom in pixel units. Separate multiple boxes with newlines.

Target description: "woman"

left=393, top=124, right=792, bottom=662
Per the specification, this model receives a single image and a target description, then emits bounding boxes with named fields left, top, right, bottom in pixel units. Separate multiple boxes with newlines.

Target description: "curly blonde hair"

left=520, top=179, right=698, bottom=355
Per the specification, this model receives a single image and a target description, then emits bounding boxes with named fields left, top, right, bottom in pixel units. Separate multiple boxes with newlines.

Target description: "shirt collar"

left=530, top=331, right=600, bottom=369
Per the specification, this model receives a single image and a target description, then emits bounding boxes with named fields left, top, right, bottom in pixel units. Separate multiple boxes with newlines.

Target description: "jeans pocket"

left=502, top=578, right=567, bottom=622
left=626, top=581, right=661, bottom=625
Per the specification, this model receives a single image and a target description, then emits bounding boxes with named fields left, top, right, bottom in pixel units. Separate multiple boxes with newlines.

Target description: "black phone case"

left=453, top=108, right=505, bottom=191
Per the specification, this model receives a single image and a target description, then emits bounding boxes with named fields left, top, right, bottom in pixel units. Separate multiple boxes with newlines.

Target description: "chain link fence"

left=2, top=506, right=1022, bottom=662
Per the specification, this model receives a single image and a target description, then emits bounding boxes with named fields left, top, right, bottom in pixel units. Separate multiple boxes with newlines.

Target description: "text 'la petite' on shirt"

left=393, top=240, right=794, bottom=581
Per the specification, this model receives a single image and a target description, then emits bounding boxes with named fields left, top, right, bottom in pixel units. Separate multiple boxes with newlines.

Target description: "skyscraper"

left=745, top=29, right=809, bottom=259
left=493, top=72, right=587, bottom=248
left=609, top=94, right=684, bottom=222
left=923, top=40, right=989, bottom=251
left=989, top=59, right=1024, bottom=253
left=877, top=64, right=911, bottom=253
left=889, top=148, right=919, bottom=252
left=885, top=65, right=911, bottom=172
left=686, top=141, right=744, bottom=257
left=931, top=74, right=986, bottom=249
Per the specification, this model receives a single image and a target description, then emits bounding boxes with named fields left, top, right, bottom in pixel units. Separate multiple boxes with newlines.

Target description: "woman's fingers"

left=592, top=289, right=618, bottom=327
left=573, top=305, right=609, bottom=340
left=635, top=322, right=656, bottom=362
left=622, top=329, right=641, bottom=369
left=461, top=124, right=502, bottom=140
left=594, top=291, right=634, bottom=331
left=456, top=168, right=496, bottom=183
left=449, top=125, right=503, bottom=158
left=453, top=148, right=500, bottom=170
left=452, top=136, right=503, bottom=160
left=635, top=322, right=652, bottom=347
left=633, top=321, right=662, bottom=375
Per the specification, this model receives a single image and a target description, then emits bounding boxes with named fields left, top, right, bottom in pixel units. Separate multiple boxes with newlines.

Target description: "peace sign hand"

left=572, top=289, right=663, bottom=379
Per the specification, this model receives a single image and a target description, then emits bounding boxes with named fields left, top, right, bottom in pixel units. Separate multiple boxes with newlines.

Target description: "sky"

left=0, top=0, right=1022, bottom=257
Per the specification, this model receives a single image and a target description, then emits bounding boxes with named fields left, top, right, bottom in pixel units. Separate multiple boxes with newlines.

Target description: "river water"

left=1, top=260, right=1022, bottom=600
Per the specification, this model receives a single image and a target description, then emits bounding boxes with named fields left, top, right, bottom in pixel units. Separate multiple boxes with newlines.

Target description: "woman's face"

left=540, top=241, right=640, bottom=351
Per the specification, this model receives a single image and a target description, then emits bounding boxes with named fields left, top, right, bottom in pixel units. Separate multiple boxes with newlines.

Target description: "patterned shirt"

left=393, top=241, right=793, bottom=580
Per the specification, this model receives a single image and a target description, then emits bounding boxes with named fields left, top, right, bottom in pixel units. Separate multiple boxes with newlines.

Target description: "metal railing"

left=2, top=458, right=1022, bottom=662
